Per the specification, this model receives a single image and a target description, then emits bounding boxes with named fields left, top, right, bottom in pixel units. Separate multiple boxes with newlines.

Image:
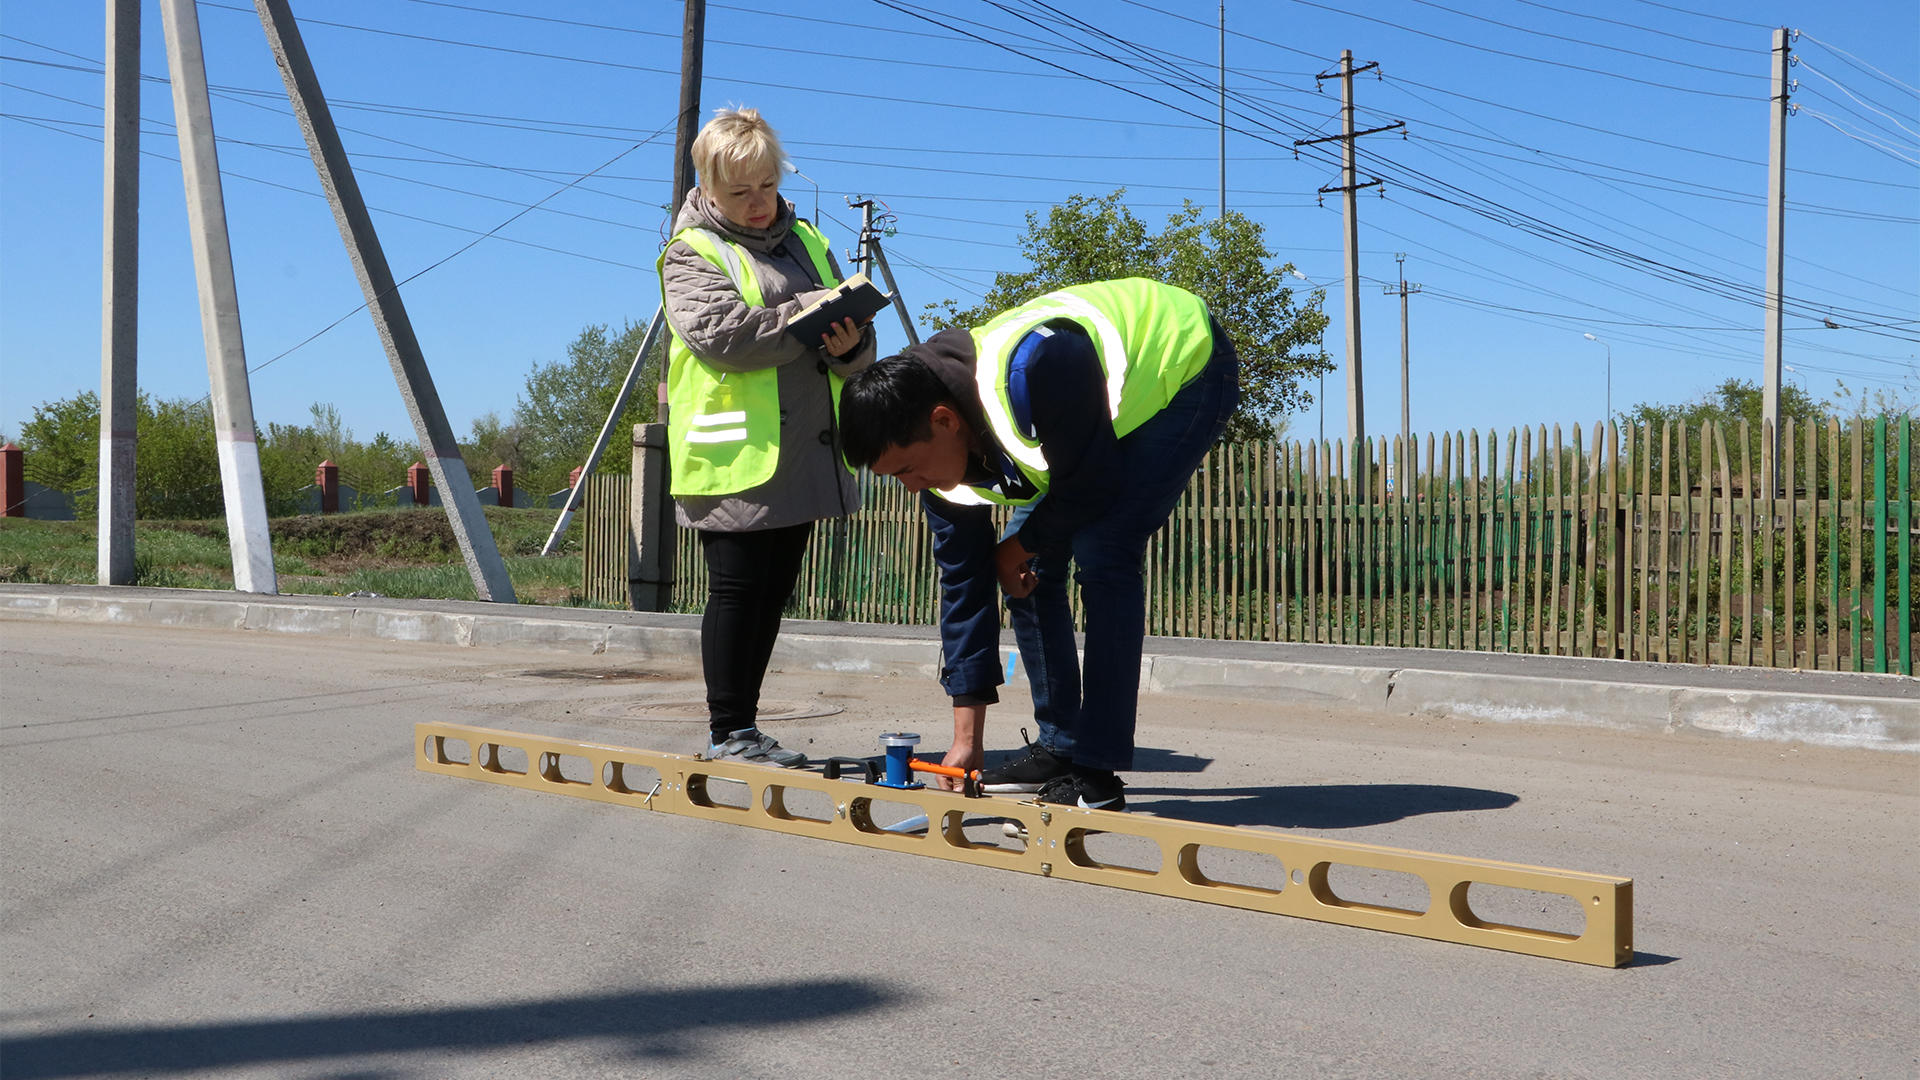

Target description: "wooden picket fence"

left=578, top=474, right=634, bottom=609
left=597, top=414, right=1914, bottom=673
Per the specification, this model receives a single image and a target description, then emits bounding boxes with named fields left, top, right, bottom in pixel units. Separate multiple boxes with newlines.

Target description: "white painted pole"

left=98, top=0, right=140, bottom=586
left=159, top=0, right=277, bottom=594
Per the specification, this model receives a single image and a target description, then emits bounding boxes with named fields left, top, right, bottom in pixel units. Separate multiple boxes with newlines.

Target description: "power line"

left=1377, top=67, right=1915, bottom=193
left=1797, top=32, right=1920, bottom=99
left=1795, top=61, right=1920, bottom=143
left=1381, top=70, right=1904, bottom=186
left=1797, top=109, right=1920, bottom=167
left=861, top=4, right=1916, bottom=332
left=1273, top=0, right=1762, bottom=101
left=1618, top=0, right=1773, bottom=32
left=1398, top=0, right=1766, bottom=81
left=1505, top=0, right=1754, bottom=55
left=184, top=3, right=1220, bottom=135
left=1409, top=129, right=1918, bottom=224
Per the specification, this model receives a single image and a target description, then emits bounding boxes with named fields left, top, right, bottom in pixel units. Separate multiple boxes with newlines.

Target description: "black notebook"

left=785, top=272, right=894, bottom=346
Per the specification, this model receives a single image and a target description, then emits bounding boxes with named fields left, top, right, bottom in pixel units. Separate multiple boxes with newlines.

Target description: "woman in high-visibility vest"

left=659, top=107, right=874, bottom=768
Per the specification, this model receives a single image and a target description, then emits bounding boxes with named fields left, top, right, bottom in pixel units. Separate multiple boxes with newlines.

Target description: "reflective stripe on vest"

left=658, top=221, right=837, bottom=496
left=934, top=278, right=1213, bottom=508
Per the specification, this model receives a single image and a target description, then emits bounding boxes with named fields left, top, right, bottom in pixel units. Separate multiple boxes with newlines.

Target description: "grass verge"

left=0, top=507, right=614, bottom=608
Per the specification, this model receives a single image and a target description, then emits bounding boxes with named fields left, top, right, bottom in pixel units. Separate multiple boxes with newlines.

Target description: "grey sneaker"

left=706, top=728, right=808, bottom=769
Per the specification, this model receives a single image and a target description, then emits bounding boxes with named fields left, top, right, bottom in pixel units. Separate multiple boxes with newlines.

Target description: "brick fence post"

left=493, top=464, right=514, bottom=509
left=0, top=443, right=22, bottom=517
left=315, top=459, right=339, bottom=513
left=408, top=461, right=430, bottom=506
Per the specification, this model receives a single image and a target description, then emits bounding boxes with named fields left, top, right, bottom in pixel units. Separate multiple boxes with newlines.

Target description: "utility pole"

left=1218, top=2, right=1226, bottom=219
left=256, top=0, right=515, bottom=601
left=548, top=0, right=704, bottom=569
left=98, top=0, right=139, bottom=586
left=1296, top=51, right=1400, bottom=447
left=850, top=197, right=918, bottom=347
left=631, top=0, right=705, bottom=606
left=1761, top=26, right=1793, bottom=490
left=160, top=0, right=276, bottom=594
left=1383, top=254, right=1420, bottom=449
left=661, top=0, right=705, bottom=424
left=670, top=0, right=706, bottom=230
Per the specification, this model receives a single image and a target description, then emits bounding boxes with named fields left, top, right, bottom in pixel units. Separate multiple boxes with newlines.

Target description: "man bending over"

left=837, top=278, right=1239, bottom=810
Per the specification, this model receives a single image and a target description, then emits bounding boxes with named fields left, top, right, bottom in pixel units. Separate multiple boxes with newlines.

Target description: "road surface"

left=2, top=620, right=1913, bottom=1078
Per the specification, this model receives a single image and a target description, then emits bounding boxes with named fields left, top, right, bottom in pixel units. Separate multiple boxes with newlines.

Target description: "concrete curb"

left=3, top=585, right=1914, bottom=752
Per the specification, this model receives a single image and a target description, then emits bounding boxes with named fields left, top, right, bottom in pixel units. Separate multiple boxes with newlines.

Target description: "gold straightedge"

left=416, top=722, right=1632, bottom=967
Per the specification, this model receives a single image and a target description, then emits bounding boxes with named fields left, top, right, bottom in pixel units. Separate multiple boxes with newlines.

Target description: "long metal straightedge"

left=416, top=722, right=1633, bottom=967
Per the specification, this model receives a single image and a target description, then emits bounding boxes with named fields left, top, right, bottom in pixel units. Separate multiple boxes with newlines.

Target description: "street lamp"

left=782, top=160, right=819, bottom=223
left=1583, top=332, right=1612, bottom=421
left=1290, top=268, right=1324, bottom=442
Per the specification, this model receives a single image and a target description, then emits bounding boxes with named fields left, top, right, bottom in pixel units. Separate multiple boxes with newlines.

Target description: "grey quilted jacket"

left=659, top=188, right=875, bottom=532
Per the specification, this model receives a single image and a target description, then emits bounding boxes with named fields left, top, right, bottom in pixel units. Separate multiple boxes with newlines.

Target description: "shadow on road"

left=1128, top=782, right=1519, bottom=829
left=979, top=744, right=1213, bottom=775
left=0, top=979, right=901, bottom=1079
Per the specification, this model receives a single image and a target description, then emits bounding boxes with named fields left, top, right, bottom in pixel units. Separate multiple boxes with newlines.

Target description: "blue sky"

left=2, top=0, right=1915, bottom=453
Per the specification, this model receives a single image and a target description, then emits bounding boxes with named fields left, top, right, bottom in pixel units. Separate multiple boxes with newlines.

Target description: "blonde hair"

left=691, top=106, right=786, bottom=190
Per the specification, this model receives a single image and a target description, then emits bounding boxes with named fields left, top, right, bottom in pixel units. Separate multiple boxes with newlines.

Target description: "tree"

left=1622, top=376, right=1829, bottom=435
left=12, top=391, right=98, bottom=497
left=15, top=391, right=224, bottom=519
left=1621, top=377, right=1846, bottom=487
left=511, top=320, right=660, bottom=496
left=1825, top=376, right=1919, bottom=421
left=462, top=411, right=529, bottom=476
left=924, top=190, right=1332, bottom=442
left=258, top=402, right=414, bottom=514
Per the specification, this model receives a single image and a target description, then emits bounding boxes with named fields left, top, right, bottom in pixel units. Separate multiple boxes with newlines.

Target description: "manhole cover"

left=507, top=668, right=675, bottom=683
left=611, top=699, right=843, bottom=723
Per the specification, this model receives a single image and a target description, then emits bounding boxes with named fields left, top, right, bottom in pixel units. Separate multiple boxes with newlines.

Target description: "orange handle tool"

left=908, top=758, right=980, bottom=781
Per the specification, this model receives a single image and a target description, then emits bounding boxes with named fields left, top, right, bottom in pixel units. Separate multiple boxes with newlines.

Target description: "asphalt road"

left=3, top=620, right=1914, bottom=1079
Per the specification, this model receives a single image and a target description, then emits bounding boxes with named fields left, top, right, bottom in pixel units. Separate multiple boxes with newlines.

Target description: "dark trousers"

left=924, top=322, right=1240, bottom=771
left=698, top=522, right=814, bottom=740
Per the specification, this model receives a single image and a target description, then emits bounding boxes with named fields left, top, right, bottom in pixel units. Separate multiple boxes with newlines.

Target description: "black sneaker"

left=977, top=728, right=1070, bottom=793
left=1036, top=770, right=1127, bottom=812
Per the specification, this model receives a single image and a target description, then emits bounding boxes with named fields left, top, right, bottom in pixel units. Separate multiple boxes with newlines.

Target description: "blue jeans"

left=924, top=323, right=1239, bottom=771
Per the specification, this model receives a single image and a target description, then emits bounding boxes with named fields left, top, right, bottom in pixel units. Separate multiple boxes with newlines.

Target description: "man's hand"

left=937, top=742, right=983, bottom=792
left=939, top=702, right=989, bottom=792
left=995, top=534, right=1037, bottom=599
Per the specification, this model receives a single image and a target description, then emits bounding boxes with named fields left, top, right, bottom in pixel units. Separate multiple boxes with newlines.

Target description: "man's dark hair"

left=838, top=355, right=959, bottom=469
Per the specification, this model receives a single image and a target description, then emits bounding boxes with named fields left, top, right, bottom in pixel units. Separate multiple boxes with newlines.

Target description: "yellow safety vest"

left=934, top=278, right=1215, bottom=507
left=659, top=221, right=839, bottom=497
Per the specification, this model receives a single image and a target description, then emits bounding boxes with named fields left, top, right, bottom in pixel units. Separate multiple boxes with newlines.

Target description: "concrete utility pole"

left=98, top=0, right=139, bottom=586
left=1337, top=51, right=1365, bottom=445
left=629, top=0, right=707, bottom=609
left=1384, top=254, right=1420, bottom=448
left=1218, top=2, right=1226, bottom=220
left=254, top=0, right=515, bottom=601
left=1296, top=52, right=1400, bottom=447
left=547, top=0, right=708, bottom=584
left=670, top=0, right=706, bottom=227
left=159, top=0, right=276, bottom=594
left=1761, top=26, right=1793, bottom=489
left=850, top=197, right=919, bottom=346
